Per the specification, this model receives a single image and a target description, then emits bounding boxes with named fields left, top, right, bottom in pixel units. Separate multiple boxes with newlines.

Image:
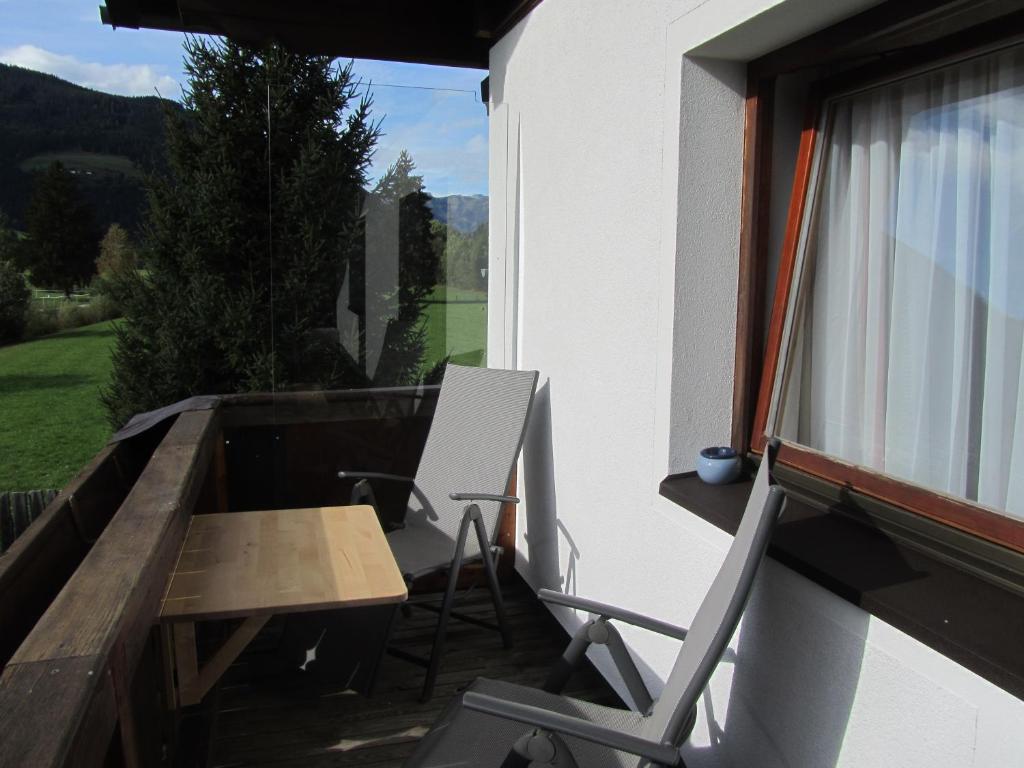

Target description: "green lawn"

left=0, top=321, right=116, bottom=491
left=422, top=285, right=487, bottom=369
left=0, top=292, right=482, bottom=490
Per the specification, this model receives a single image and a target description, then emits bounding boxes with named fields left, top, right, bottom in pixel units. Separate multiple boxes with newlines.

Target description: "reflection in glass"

left=268, top=65, right=488, bottom=392
left=775, top=44, right=1024, bottom=518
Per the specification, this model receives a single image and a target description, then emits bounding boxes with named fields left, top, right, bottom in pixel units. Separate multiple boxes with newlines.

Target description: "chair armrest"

left=462, top=692, right=680, bottom=766
left=538, top=590, right=688, bottom=642
left=450, top=492, right=520, bottom=504
left=337, top=471, right=415, bottom=483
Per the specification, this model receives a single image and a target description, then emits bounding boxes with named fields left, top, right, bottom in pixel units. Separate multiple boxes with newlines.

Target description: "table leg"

left=160, top=623, right=179, bottom=710
left=171, top=622, right=199, bottom=706
left=173, top=616, right=270, bottom=707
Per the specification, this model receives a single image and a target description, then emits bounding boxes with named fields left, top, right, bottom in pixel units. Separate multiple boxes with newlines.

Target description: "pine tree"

left=0, top=209, right=19, bottom=264
left=0, top=209, right=29, bottom=342
left=374, top=150, right=439, bottom=317
left=19, top=162, right=99, bottom=295
left=362, top=150, right=441, bottom=384
left=104, top=39, right=381, bottom=427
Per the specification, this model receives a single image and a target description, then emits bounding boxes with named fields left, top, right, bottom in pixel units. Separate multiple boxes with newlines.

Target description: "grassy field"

left=0, top=321, right=116, bottom=491
left=0, top=289, right=482, bottom=490
left=422, top=285, right=487, bottom=369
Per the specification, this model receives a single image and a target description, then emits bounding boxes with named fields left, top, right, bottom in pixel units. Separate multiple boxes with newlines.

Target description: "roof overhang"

left=99, top=0, right=541, bottom=68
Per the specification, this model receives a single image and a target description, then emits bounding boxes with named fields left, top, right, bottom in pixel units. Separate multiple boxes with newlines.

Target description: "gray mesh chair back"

left=403, top=364, right=538, bottom=567
left=401, top=443, right=785, bottom=765
left=378, top=364, right=538, bottom=701
left=641, top=446, right=784, bottom=748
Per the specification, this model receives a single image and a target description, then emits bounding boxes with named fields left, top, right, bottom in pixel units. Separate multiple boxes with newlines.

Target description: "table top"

left=160, top=505, right=407, bottom=622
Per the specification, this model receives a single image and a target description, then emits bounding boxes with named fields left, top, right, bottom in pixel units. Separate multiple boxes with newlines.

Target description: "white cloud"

left=0, top=45, right=178, bottom=97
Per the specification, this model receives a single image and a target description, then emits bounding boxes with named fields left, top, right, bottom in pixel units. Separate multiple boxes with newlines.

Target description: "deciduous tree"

left=95, top=223, right=138, bottom=279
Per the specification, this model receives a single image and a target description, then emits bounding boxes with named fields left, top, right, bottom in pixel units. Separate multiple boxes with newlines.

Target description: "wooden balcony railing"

left=0, top=385, right=448, bottom=767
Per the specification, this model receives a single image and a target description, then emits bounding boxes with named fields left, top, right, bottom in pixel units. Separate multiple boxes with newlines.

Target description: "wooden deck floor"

left=186, top=579, right=622, bottom=768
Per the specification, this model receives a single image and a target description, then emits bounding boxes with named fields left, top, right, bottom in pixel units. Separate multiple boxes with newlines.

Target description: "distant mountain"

left=428, top=194, right=488, bottom=233
left=0, top=64, right=177, bottom=233
left=0, top=65, right=489, bottom=239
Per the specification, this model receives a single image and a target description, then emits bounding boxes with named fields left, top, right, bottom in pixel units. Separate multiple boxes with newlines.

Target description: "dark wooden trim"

left=747, top=0, right=1022, bottom=79
left=0, top=429, right=164, bottom=670
left=220, top=386, right=439, bottom=428
left=749, top=24, right=1024, bottom=551
left=0, top=655, right=117, bottom=768
left=220, top=385, right=435, bottom=407
left=0, top=408, right=221, bottom=768
left=497, top=468, right=518, bottom=581
left=800, top=10, right=1024, bottom=104
left=494, top=0, right=546, bottom=41
left=775, top=442, right=1024, bottom=553
left=103, top=0, right=550, bottom=69
left=750, top=93, right=821, bottom=454
left=731, top=75, right=775, bottom=453
left=659, top=471, right=1024, bottom=699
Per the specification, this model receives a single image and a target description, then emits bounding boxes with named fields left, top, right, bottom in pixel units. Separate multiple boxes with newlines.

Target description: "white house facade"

left=486, top=2, right=1024, bottom=766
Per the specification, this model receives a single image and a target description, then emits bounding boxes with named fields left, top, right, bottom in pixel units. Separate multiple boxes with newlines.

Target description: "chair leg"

left=543, top=620, right=595, bottom=693
left=472, top=512, right=512, bottom=649
left=421, top=511, right=473, bottom=702
left=502, top=730, right=580, bottom=767
left=500, top=748, right=533, bottom=768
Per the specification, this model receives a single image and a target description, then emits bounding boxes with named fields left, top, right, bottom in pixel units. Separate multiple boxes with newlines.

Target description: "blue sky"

left=0, top=0, right=488, bottom=195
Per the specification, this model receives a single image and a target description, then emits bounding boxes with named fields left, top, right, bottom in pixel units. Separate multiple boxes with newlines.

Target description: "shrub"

left=0, top=260, right=30, bottom=342
left=81, top=293, right=120, bottom=324
left=22, top=293, right=120, bottom=339
left=23, top=304, right=60, bottom=338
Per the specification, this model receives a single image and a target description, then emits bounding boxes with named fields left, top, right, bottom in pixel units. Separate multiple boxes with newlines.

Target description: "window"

left=754, top=39, right=1024, bottom=550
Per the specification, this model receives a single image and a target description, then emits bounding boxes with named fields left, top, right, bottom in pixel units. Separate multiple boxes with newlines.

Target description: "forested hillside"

left=428, top=193, right=487, bottom=233
left=0, top=64, right=488, bottom=240
left=0, top=64, right=177, bottom=232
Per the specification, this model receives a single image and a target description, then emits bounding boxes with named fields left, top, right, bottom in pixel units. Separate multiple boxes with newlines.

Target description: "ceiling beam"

left=100, top=0, right=541, bottom=68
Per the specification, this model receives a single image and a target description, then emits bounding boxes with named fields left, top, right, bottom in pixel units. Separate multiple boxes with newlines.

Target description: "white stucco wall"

left=487, top=1, right=1024, bottom=766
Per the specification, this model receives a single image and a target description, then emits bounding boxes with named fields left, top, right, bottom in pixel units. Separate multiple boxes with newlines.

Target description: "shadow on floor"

left=182, top=580, right=621, bottom=768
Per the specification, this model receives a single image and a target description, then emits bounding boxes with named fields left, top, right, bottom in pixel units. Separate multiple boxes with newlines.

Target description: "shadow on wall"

left=678, top=562, right=869, bottom=768
left=666, top=51, right=875, bottom=768
left=517, top=377, right=869, bottom=763
left=485, top=9, right=531, bottom=110
left=520, top=379, right=581, bottom=595
left=599, top=559, right=868, bottom=767
left=668, top=54, right=748, bottom=473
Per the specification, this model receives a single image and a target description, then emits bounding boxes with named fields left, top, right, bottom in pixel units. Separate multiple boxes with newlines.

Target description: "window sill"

left=659, top=470, right=1024, bottom=700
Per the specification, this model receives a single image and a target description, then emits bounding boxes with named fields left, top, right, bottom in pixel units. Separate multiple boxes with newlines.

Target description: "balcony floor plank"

left=193, top=579, right=623, bottom=768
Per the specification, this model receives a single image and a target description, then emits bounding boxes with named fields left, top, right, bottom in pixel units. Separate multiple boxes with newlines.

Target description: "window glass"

left=267, top=61, right=488, bottom=393
left=774, top=43, right=1024, bottom=519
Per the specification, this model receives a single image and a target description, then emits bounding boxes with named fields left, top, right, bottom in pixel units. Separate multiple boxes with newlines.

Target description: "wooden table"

left=159, top=505, right=407, bottom=707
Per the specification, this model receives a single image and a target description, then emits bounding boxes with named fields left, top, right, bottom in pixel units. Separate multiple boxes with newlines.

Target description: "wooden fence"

left=0, top=490, right=59, bottom=553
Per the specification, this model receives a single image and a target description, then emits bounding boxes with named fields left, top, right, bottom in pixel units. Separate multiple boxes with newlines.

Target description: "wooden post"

left=497, top=468, right=518, bottom=581
left=213, top=432, right=229, bottom=514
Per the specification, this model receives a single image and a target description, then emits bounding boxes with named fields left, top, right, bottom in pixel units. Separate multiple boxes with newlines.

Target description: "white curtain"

left=780, top=45, right=1024, bottom=519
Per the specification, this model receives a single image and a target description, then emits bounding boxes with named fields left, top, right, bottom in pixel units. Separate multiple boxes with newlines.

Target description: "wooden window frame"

left=735, top=4, right=1024, bottom=553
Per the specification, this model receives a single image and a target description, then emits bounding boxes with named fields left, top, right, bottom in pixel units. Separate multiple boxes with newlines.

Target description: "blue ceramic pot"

left=696, top=446, right=742, bottom=485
